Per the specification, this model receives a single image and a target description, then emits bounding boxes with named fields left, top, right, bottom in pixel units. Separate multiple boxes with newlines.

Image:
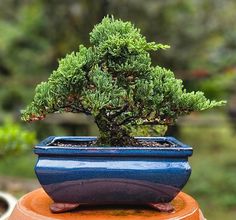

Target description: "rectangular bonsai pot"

left=34, top=136, right=192, bottom=205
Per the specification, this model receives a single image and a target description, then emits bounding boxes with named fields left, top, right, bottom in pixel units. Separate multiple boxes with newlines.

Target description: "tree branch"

left=118, top=116, right=136, bottom=126
left=51, top=104, right=91, bottom=115
left=141, top=118, right=174, bottom=125
left=106, top=103, right=129, bottom=120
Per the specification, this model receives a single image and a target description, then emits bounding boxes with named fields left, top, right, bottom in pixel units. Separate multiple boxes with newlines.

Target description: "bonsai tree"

left=21, top=16, right=225, bottom=146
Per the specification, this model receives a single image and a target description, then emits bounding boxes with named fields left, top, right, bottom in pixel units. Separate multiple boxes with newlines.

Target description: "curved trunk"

left=94, top=113, right=138, bottom=146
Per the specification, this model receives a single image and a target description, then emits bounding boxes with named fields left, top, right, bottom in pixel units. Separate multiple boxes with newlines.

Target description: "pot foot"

left=149, top=202, right=174, bottom=212
left=50, top=203, right=80, bottom=213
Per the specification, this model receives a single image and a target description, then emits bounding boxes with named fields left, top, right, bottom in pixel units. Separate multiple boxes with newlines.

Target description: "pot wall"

left=34, top=136, right=192, bottom=204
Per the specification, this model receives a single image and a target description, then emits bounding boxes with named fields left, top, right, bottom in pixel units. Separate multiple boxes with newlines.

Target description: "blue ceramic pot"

left=34, top=136, right=192, bottom=205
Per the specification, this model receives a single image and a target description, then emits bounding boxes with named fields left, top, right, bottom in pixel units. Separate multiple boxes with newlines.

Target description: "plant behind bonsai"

left=21, top=16, right=225, bottom=146
left=0, top=120, right=36, bottom=157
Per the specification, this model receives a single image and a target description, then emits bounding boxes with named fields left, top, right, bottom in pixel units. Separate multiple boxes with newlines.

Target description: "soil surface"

left=50, top=140, right=175, bottom=148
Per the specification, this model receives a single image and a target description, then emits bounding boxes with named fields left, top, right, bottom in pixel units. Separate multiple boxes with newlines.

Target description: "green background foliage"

left=0, top=119, right=36, bottom=157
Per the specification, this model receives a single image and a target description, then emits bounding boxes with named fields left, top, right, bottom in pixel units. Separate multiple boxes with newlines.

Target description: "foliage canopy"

left=21, top=16, right=225, bottom=146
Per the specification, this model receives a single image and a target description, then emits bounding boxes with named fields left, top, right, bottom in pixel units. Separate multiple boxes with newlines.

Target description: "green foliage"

left=130, top=125, right=167, bottom=137
left=0, top=120, right=36, bottom=157
left=0, top=152, right=36, bottom=178
left=198, top=72, right=236, bottom=100
left=181, top=115, right=236, bottom=219
left=22, top=16, right=225, bottom=146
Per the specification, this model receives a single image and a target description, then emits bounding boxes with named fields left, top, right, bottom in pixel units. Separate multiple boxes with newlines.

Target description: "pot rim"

left=35, top=136, right=193, bottom=157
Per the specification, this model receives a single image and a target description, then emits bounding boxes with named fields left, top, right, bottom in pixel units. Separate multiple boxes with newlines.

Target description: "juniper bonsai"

left=21, top=16, right=225, bottom=146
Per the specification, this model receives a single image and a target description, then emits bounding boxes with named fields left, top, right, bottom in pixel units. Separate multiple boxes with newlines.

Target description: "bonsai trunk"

left=95, top=113, right=138, bottom=146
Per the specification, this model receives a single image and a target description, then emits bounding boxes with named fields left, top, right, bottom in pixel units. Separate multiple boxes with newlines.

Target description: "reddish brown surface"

left=9, top=188, right=202, bottom=220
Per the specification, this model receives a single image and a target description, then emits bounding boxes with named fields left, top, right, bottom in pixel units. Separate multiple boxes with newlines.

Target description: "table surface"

left=9, top=188, right=203, bottom=220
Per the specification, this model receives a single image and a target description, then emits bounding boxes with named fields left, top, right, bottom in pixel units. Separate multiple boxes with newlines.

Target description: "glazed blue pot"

left=34, top=136, right=192, bottom=205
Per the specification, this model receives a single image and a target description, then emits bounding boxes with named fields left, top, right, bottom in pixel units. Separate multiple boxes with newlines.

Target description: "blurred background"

left=0, top=0, right=236, bottom=219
